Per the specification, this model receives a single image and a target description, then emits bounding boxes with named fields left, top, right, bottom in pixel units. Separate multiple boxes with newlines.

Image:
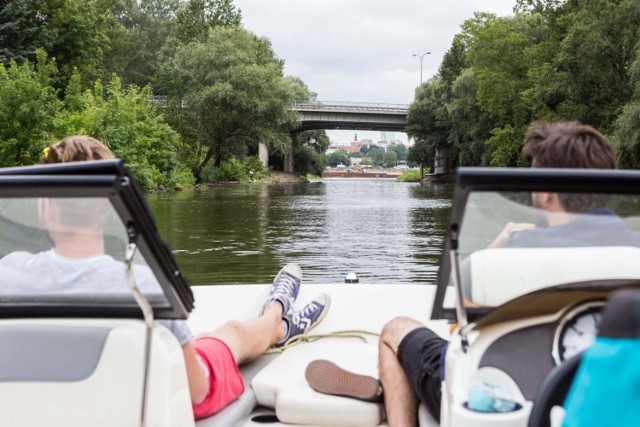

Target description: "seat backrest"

left=0, top=318, right=194, bottom=427
left=469, top=246, right=640, bottom=306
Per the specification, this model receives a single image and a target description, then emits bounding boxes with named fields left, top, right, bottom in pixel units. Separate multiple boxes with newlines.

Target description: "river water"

left=146, top=179, right=453, bottom=286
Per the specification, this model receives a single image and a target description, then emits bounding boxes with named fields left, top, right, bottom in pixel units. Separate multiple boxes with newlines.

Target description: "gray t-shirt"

left=0, top=249, right=193, bottom=345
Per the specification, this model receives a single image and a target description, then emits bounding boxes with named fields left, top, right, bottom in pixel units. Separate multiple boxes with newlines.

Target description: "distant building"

left=381, top=131, right=394, bottom=142
left=341, top=146, right=361, bottom=153
left=360, top=139, right=373, bottom=146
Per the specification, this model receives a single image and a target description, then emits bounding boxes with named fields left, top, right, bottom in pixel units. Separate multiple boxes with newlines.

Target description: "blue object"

left=467, top=381, right=518, bottom=413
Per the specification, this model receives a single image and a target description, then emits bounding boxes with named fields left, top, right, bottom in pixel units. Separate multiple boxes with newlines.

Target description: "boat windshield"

left=0, top=196, right=169, bottom=308
left=456, top=190, right=640, bottom=307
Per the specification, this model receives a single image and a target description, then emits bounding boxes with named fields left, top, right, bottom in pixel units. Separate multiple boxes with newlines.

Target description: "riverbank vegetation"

left=0, top=0, right=327, bottom=189
left=407, top=0, right=640, bottom=170
left=3, top=0, right=639, bottom=189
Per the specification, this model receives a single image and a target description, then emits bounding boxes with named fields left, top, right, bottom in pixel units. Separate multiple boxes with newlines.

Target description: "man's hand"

left=489, top=222, right=535, bottom=248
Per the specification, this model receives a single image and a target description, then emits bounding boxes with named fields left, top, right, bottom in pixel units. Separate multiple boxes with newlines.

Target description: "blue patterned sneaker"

left=262, top=263, right=302, bottom=316
left=276, top=294, right=331, bottom=347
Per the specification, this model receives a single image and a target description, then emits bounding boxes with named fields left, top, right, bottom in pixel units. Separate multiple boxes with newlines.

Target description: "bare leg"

left=379, top=316, right=425, bottom=427
left=203, top=304, right=285, bottom=365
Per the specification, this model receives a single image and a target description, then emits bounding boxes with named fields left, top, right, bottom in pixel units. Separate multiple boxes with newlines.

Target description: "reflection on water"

left=147, top=179, right=453, bottom=285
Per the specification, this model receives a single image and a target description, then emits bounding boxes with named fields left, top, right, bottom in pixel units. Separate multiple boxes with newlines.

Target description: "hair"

left=42, top=135, right=114, bottom=164
left=523, top=121, right=616, bottom=169
left=42, top=136, right=115, bottom=228
left=523, top=121, right=615, bottom=213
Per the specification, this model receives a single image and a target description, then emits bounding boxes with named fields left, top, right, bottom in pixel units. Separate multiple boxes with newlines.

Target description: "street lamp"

left=412, top=52, right=431, bottom=85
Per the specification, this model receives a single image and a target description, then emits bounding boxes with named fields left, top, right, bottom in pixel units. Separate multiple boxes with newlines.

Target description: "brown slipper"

left=305, top=359, right=383, bottom=402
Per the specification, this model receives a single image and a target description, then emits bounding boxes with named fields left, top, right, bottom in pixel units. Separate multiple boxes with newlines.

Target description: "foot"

left=305, top=359, right=383, bottom=402
left=276, top=293, right=331, bottom=347
left=262, top=263, right=302, bottom=316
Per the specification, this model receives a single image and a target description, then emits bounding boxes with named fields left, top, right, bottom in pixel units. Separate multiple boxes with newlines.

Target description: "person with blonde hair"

left=7, top=135, right=331, bottom=419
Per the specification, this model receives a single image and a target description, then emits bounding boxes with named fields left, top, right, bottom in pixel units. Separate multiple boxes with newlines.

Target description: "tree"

left=173, top=0, right=241, bottom=45
left=326, top=150, right=351, bottom=167
left=383, top=150, right=398, bottom=168
left=0, top=0, right=51, bottom=65
left=57, top=72, right=191, bottom=190
left=0, top=50, right=62, bottom=166
left=367, top=146, right=385, bottom=166
left=387, top=143, right=407, bottom=161
left=104, top=0, right=182, bottom=89
left=287, top=75, right=329, bottom=175
left=161, top=26, right=298, bottom=181
left=406, top=78, right=450, bottom=170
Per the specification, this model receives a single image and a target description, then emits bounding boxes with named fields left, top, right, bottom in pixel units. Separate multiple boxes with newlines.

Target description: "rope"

left=265, top=329, right=380, bottom=354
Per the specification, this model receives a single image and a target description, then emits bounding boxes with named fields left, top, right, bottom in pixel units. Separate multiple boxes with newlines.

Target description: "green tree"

left=287, top=75, right=329, bottom=175
left=161, top=26, right=298, bottom=181
left=383, top=150, right=398, bottom=168
left=57, top=73, right=191, bottom=190
left=406, top=79, right=450, bottom=170
left=612, top=42, right=640, bottom=168
left=173, top=0, right=241, bottom=45
left=326, top=150, right=351, bottom=167
left=367, top=146, right=385, bottom=166
left=387, top=143, right=407, bottom=161
left=0, top=50, right=61, bottom=166
left=0, top=0, right=51, bottom=65
left=105, top=0, right=182, bottom=89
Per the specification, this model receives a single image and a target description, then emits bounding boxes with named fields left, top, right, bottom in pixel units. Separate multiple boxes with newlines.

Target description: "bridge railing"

left=293, top=100, right=409, bottom=112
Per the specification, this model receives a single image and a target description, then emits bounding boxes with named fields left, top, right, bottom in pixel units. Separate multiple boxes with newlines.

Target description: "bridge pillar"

left=258, top=142, right=269, bottom=168
left=284, top=146, right=294, bottom=173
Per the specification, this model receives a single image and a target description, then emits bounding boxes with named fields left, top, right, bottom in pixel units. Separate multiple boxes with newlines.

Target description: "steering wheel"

left=527, top=353, right=582, bottom=427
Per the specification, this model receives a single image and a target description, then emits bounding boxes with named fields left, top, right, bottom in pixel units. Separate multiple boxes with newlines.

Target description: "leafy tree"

left=0, top=50, right=61, bottom=166
left=612, top=42, right=640, bottom=168
left=44, top=0, right=111, bottom=88
left=57, top=73, right=191, bottom=190
left=286, top=75, right=318, bottom=102
left=105, top=0, right=182, bottom=89
left=387, top=143, right=407, bottom=161
left=406, top=79, right=450, bottom=170
left=383, top=150, right=398, bottom=168
left=0, top=0, right=51, bottom=65
left=173, top=0, right=241, bottom=45
left=160, top=26, right=298, bottom=181
left=367, top=146, right=385, bottom=166
left=326, top=150, right=351, bottom=167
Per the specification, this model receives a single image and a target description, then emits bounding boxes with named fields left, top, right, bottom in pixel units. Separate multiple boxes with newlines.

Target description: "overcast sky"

left=233, top=0, right=517, bottom=145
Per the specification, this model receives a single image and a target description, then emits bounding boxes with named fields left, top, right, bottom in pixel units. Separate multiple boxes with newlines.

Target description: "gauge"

left=552, top=301, right=604, bottom=365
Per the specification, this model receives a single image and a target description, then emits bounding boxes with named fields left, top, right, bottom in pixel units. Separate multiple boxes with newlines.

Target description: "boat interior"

left=1, top=161, right=640, bottom=427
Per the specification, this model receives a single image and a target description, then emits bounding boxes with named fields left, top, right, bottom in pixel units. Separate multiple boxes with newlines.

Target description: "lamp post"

left=412, top=52, right=431, bottom=85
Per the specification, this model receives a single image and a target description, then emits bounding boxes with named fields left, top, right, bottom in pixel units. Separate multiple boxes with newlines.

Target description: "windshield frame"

left=431, top=167, right=640, bottom=323
left=0, top=160, right=194, bottom=319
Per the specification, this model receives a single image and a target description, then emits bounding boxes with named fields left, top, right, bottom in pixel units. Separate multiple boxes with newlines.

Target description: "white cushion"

left=470, top=246, right=640, bottom=306
left=251, top=340, right=383, bottom=426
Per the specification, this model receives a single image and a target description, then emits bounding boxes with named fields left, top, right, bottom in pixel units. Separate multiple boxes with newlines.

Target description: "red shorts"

left=191, top=337, right=245, bottom=419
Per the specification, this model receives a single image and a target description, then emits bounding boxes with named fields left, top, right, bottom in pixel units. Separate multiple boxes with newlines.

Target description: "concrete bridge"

left=291, top=101, right=408, bottom=132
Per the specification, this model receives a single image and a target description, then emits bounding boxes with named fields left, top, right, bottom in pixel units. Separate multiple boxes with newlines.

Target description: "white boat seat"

left=251, top=339, right=384, bottom=426
left=469, top=246, right=640, bottom=306
left=0, top=319, right=194, bottom=427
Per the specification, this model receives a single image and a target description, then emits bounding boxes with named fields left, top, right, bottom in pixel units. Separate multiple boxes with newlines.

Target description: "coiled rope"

left=265, top=329, right=380, bottom=354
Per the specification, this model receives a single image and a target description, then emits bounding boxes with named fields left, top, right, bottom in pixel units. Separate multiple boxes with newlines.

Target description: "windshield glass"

left=457, top=190, right=640, bottom=307
left=0, top=197, right=169, bottom=307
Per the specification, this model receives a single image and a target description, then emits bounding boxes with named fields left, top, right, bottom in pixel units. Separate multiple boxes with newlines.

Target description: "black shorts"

left=397, top=327, right=449, bottom=422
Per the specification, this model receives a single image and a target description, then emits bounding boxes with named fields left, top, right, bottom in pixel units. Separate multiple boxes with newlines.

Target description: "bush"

left=215, top=157, right=246, bottom=182
left=397, top=169, right=424, bottom=182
